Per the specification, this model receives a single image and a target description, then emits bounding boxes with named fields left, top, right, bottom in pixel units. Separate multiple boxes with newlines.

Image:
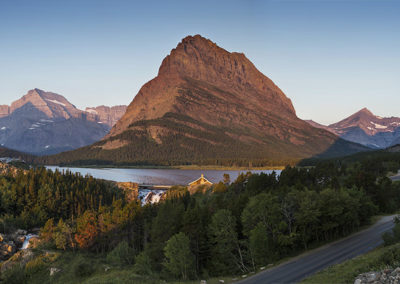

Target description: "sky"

left=0, top=0, right=399, bottom=125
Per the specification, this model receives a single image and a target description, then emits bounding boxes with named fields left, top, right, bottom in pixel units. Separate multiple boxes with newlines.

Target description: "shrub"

left=133, top=250, right=154, bottom=276
left=106, top=240, right=134, bottom=266
left=380, top=245, right=400, bottom=267
left=25, top=256, right=46, bottom=275
left=383, top=220, right=400, bottom=246
left=74, top=260, right=95, bottom=278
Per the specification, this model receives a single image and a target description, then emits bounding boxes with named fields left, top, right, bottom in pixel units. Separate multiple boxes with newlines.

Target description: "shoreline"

left=47, top=164, right=285, bottom=171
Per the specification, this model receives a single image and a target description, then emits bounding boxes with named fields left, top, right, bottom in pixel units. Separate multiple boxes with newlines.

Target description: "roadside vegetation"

left=302, top=218, right=400, bottom=284
left=1, top=151, right=400, bottom=282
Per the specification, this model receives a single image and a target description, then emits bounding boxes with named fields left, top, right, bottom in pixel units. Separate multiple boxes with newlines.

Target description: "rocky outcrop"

left=116, top=182, right=139, bottom=202
left=355, top=267, right=400, bottom=283
left=0, top=249, right=34, bottom=273
left=50, top=267, right=61, bottom=276
left=0, top=229, right=39, bottom=261
left=0, top=105, right=10, bottom=118
left=0, top=241, right=16, bottom=260
left=85, top=105, right=127, bottom=127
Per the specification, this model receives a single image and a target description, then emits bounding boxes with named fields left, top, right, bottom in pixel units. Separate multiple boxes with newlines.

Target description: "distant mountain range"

left=0, top=89, right=126, bottom=155
left=306, top=108, right=400, bottom=149
left=41, top=35, right=367, bottom=166
left=85, top=105, right=127, bottom=127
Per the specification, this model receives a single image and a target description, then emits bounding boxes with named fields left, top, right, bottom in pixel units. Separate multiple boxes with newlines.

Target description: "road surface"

left=391, top=170, right=400, bottom=182
left=239, top=215, right=395, bottom=284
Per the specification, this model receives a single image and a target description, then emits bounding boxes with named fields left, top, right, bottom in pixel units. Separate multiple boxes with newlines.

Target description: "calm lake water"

left=46, top=166, right=281, bottom=185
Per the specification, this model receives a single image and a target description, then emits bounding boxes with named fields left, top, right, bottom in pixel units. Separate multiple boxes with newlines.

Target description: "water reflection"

left=46, top=166, right=281, bottom=185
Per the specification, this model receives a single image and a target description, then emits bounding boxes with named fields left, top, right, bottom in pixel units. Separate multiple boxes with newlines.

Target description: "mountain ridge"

left=306, top=108, right=400, bottom=148
left=0, top=89, right=127, bottom=155
left=39, top=35, right=368, bottom=166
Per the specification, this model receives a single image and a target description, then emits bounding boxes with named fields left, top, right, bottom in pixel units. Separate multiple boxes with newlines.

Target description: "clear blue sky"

left=0, top=0, right=399, bottom=124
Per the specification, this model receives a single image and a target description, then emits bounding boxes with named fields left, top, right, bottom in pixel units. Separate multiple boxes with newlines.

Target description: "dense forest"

left=33, top=111, right=367, bottom=167
left=1, top=151, right=400, bottom=282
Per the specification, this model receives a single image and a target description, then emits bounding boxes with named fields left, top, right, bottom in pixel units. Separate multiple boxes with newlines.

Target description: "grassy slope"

left=301, top=243, right=400, bottom=284
left=4, top=249, right=239, bottom=284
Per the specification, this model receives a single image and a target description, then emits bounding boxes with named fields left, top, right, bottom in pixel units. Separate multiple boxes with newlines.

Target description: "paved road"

left=391, top=171, right=400, bottom=182
left=239, top=215, right=396, bottom=284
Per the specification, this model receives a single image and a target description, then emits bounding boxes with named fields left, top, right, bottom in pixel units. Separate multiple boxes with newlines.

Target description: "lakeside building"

left=188, top=174, right=213, bottom=187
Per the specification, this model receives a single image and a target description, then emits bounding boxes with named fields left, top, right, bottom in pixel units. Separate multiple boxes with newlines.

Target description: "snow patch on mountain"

left=45, top=99, right=66, bottom=107
left=371, top=122, right=388, bottom=129
left=86, top=109, right=98, bottom=114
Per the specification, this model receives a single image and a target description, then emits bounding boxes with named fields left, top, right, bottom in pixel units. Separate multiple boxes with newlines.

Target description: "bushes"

left=107, top=241, right=134, bottom=266
left=383, top=217, right=400, bottom=246
left=25, top=256, right=46, bottom=275
left=380, top=246, right=400, bottom=267
left=133, top=250, right=154, bottom=276
left=73, top=260, right=95, bottom=278
left=1, top=264, right=27, bottom=284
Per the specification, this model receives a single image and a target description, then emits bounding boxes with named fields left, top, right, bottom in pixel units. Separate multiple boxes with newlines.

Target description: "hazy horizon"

left=1, top=0, right=399, bottom=125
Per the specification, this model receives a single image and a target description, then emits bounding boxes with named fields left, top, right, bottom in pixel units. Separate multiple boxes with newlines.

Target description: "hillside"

left=40, top=35, right=367, bottom=166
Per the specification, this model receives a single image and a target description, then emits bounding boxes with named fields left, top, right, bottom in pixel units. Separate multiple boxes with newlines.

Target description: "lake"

left=46, top=166, right=281, bottom=185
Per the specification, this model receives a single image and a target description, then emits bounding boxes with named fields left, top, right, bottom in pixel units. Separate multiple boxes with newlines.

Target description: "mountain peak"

left=326, top=107, right=400, bottom=148
left=180, top=34, right=214, bottom=46
left=9, top=89, right=81, bottom=119
left=160, top=34, right=296, bottom=113
left=26, top=88, right=44, bottom=98
left=358, top=107, right=373, bottom=116
left=109, top=35, right=297, bottom=138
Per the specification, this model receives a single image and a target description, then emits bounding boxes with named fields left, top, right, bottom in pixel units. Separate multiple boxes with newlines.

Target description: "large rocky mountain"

left=307, top=108, right=400, bottom=149
left=85, top=105, right=127, bottom=127
left=0, top=89, right=126, bottom=155
left=43, top=35, right=367, bottom=166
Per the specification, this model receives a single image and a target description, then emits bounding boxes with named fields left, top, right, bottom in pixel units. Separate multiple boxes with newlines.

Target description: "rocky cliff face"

left=0, top=106, right=10, bottom=118
left=110, top=35, right=296, bottom=138
left=85, top=105, right=127, bottom=127
left=0, top=89, right=111, bottom=155
left=45, top=35, right=367, bottom=166
left=307, top=108, right=400, bottom=149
